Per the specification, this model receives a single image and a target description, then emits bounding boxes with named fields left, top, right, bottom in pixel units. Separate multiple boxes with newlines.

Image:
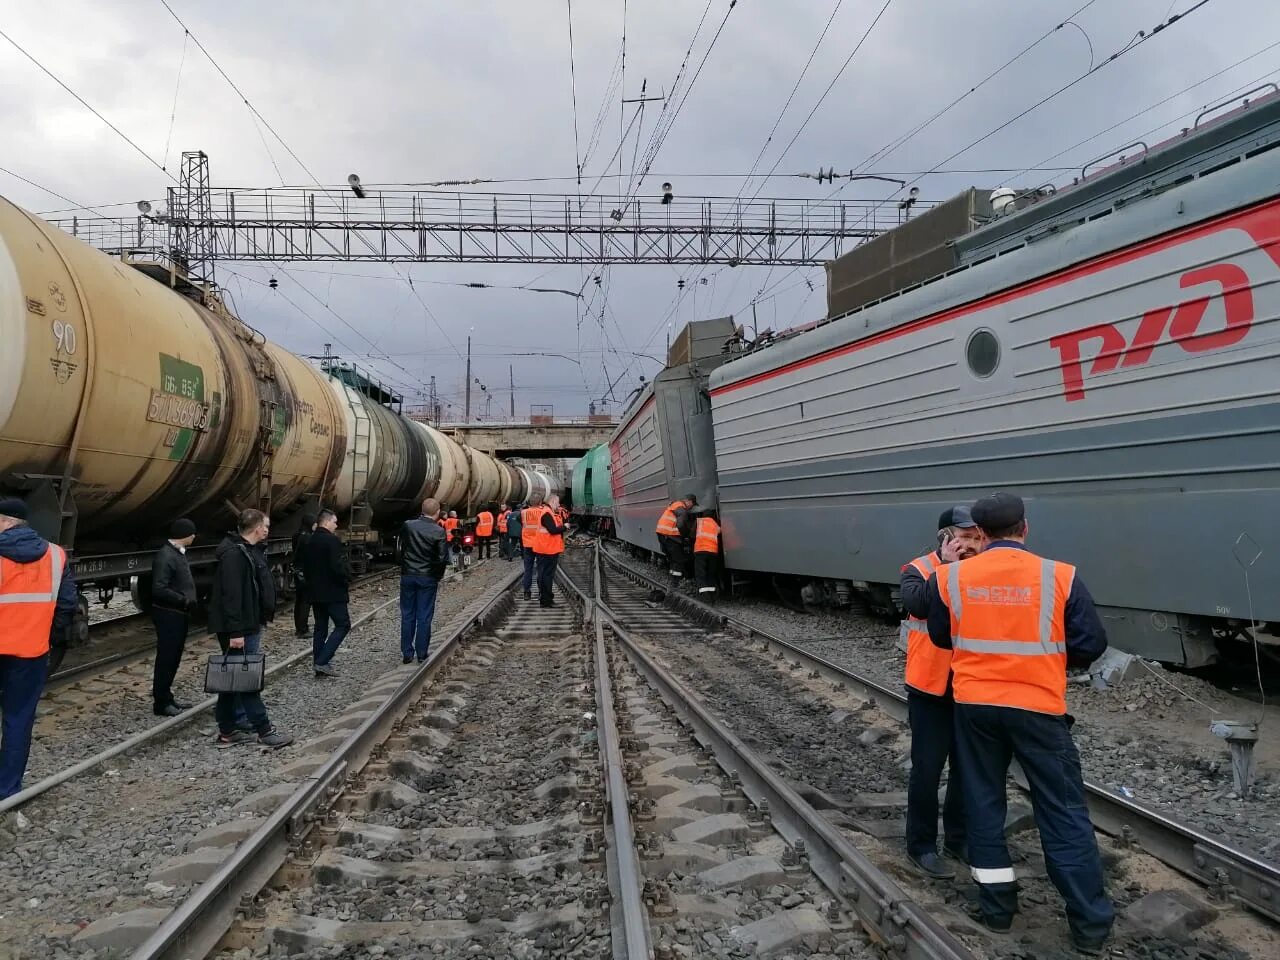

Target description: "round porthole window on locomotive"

left=966, top=328, right=1000, bottom=378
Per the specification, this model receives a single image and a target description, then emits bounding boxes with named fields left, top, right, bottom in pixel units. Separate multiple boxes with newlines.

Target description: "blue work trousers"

left=399, top=575, right=439, bottom=660
left=954, top=703, right=1113, bottom=942
left=215, top=632, right=270, bottom=736
left=535, top=552, right=559, bottom=606
left=905, top=689, right=966, bottom=858
left=311, top=601, right=351, bottom=667
left=522, top=546, right=537, bottom=595
left=0, top=653, right=48, bottom=799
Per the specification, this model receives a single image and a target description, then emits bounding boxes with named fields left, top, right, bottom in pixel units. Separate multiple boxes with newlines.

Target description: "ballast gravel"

left=0, top=560, right=515, bottom=960
left=609, top=546, right=1280, bottom=870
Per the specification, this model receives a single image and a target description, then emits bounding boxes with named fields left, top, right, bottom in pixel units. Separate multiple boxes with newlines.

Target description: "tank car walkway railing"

left=598, top=546, right=1280, bottom=926
left=50, top=188, right=930, bottom=266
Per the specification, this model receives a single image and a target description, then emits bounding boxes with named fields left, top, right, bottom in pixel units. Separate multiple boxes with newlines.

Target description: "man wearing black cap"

left=897, top=505, right=982, bottom=880
left=0, top=497, right=78, bottom=799
left=150, top=519, right=198, bottom=716
left=926, top=492, right=1112, bottom=953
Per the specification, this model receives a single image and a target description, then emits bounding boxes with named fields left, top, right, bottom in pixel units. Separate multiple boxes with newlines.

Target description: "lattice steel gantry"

left=54, top=159, right=927, bottom=267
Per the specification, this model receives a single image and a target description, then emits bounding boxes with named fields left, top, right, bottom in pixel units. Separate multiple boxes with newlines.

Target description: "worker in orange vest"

left=691, top=511, right=721, bottom=602
left=655, top=494, right=696, bottom=580
left=519, top=494, right=548, bottom=600
left=927, top=493, right=1112, bottom=952
left=475, top=506, right=495, bottom=561
left=0, top=498, right=78, bottom=799
left=496, top=502, right=510, bottom=560
left=441, top=511, right=460, bottom=564
left=898, top=505, right=982, bottom=880
left=532, top=494, right=566, bottom=608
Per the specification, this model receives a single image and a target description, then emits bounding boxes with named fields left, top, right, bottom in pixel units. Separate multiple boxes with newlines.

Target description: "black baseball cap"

left=0, top=497, right=28, bottom=521
left=937, top=505, right=976, bottom=530
left=970, top=492, right=1026, bottom=532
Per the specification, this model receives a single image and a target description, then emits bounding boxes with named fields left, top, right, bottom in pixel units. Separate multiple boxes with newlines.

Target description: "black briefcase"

left=204, top=652, right=267, bottom=694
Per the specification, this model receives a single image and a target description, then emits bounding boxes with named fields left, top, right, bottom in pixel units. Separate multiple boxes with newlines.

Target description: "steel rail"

left=129, top=569, right=522, bottom=960
left=1, top=570, right=400, bottom=815
left=566, top=547, right=974, bottom=960
left=564, top=551, right=653, bottom=960
left=600, top=546, right=1280, bottom=924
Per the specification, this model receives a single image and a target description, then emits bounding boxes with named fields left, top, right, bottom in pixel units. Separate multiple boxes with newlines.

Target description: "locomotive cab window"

left=965, top=328, right=1000, bottom=378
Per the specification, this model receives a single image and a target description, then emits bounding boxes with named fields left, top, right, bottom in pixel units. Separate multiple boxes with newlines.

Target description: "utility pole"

left=464, top=336, right=472, bottom=421
left=509, top=364, right=514, bottom=419
left=751, top=301, right=759, bottom=339
left=428, top=375, right=438, bottom=425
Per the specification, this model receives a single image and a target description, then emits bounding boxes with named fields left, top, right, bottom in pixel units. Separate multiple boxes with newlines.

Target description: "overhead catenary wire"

left=161, top=29, right=190, bottom=171
left=157, top=0, right=466, bottom=365
left=566, top=0, right=583, bottom=185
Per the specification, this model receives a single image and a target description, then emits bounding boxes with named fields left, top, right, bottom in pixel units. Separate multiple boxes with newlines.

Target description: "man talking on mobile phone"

left=898, top=506, right=982, bottom=879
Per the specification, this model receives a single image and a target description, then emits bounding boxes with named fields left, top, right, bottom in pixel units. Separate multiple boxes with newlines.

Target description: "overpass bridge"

left=412, top=417, right=617, bottom=459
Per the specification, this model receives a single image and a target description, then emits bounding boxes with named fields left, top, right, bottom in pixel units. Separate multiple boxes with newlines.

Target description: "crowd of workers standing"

left=0, top=478, right=1119, bottom=952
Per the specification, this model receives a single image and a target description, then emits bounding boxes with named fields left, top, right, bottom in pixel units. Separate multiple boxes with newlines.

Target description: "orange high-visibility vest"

left=533, top=507, right=564, bottom=556
left=901, top=552, right=952, bottom=697
left=521, top=507, right=544, bottom=547
left=476, top=511, right=494, bottom=537
left=496, top=512, right=509, bottom=534
left=693, top=517, right=720, bottom=554
left=936, top=547, right=1075, bottom=715
left=656, top=501, right=683, bottom=538
left=442, top=517, right=459, bottom=542
left=0, top=543, right=66, bottom=658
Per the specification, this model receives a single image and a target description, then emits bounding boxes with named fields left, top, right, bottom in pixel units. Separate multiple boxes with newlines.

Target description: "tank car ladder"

left=345, top=395, right=373, bottom=575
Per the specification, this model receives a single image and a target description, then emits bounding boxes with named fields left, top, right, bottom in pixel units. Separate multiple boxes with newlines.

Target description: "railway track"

left=2, top=569, right=405, bottom=818
left=560, top=544, right=1280, bottom=959
left=63, top=555, right=917, bottom=959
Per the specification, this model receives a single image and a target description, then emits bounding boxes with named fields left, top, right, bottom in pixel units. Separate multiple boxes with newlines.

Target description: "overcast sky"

left=4, top=0, right=1277, bottom=418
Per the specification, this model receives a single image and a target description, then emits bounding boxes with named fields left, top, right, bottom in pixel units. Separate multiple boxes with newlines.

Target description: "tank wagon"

left=607, top=92, right=1280, bottom=667
left=569, top=443, right=614, bottom=531
left=0, top=196, right=520, bottom=644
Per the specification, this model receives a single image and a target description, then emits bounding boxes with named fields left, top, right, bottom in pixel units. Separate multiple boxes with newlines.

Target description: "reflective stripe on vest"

left=476, top=512, right=494, bottom=536
left=939, top=549, right=1074, bottom=715
left=497, top=512, right=508, bottom=533
left=0, top=543, right=65, bottom=657
left=656, top=502, right=682, bottom=538
left=521, top=507, right=543, bottom=546
left=693, top=517, right=719, bottom=554
left=902, top=551, right=951, bottom=696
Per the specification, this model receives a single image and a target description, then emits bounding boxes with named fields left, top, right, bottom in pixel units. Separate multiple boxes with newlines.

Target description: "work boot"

left=154, top=703, right=182, bottom=717
left=258, top=728, right=294, bottom=750
left=313, top=663, right=337, bottom=678
left=171, top=700, right=193, bottom=711
left=402, top=655, right=414, bottom=665
left=965, top=904, right=1013, bottom=933
left=215, top=730, right=255, bottom=748
left=907, top=851, right=956, bottom=880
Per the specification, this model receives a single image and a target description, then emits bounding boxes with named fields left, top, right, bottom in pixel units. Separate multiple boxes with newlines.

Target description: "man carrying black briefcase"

left=207, top=508, right=294, bottom=750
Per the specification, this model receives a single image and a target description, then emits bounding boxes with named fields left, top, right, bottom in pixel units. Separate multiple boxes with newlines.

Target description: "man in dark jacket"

left=291, top=513, right=317, bottom=638
left=150, top=518, right=198, bottom=716
left=399, top=498, right=448, bottom=664
left=506, top=506, right=523, bottom=564
left=299, top=509, right=350, bottom=678
left=0, top=497, right=77, bottom=800
left=208, top=509, right=292, bottom=749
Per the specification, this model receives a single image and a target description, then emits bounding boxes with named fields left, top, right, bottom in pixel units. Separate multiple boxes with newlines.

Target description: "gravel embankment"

left=0, top=560, right=515, bottom=960
left=620, top=582, right=1270, bottom=960
left=607, top=546, right=1280, bottom=868
left=29, top=572, right=399, bottom=784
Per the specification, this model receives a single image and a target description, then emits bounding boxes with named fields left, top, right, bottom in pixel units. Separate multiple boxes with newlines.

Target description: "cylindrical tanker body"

left=496, top=461, right=521, bottom=506
left=0, top=196, right=348, bottom=540
left=463, top=445, right=503, bottom=512
left=420, top=424, right=470, bottom=510
left=518, top=467, right=554, bottom=504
